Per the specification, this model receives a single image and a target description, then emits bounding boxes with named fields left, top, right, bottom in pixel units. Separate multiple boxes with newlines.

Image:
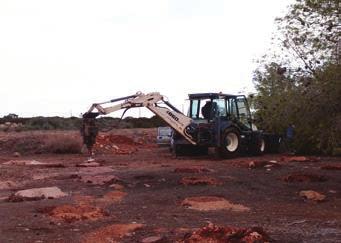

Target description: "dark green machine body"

left=171, top=93, right=279, bottom=157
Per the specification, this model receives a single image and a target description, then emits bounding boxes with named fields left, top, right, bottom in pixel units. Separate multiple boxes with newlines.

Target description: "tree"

left=275, top=0, right=340, bottom=76
left=253, top=0, right=341, bottom=154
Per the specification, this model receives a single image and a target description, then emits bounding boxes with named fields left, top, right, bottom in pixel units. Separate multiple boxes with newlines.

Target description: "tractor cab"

left=188, top=93, right=253, bottom=131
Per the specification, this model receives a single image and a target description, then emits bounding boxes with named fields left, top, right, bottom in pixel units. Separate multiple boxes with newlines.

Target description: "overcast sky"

left=0, top=0, right=293, bottom=118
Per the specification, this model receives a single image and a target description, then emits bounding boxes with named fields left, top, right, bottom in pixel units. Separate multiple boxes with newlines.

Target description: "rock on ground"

left=181, top=196, right=250, bottom=212
left=78, top=174, right=120, bottom=185
left=8, top=186, right=67, bottom=202
left=110, top=184, right=125, bottom=190
left=141, top=236, right=164, bottom=243
left=3, top=160, right=64, bottom=167
left=76, top=162, right=101, bottom=167
left=3, top=160, right=44, bottom=166
left=248, top=160, right=281, bottom=169
left=76, top=166, right=115, bottom=175
left=299, top=190, right=326, bottom=202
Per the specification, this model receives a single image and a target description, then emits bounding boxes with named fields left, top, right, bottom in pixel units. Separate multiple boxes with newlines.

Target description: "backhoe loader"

left=82, top=91, right=278, bottom=158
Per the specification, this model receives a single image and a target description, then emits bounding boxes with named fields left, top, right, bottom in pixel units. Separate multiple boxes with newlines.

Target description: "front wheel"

left=219, top=128, right=240, bottom=159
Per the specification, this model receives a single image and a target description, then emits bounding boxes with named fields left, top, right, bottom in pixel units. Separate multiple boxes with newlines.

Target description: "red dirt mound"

left=94, top=134, right=140, bottom=154
left=46, top=204, right=107, bottom=223
left=178, top=224, right=270, bottom=243
left=82, top=223, right=143, bottom=243
left=179, top=176, right=222, bottom=186
left=282, top=172, right=327, bottom=183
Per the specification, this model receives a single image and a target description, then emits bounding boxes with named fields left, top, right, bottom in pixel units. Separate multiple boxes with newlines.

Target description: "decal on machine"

left=166, top=111, right=179, bottom=121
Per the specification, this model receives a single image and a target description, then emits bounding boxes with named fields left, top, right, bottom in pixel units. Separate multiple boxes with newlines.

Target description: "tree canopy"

left=253, top=0, right=340, bottom=154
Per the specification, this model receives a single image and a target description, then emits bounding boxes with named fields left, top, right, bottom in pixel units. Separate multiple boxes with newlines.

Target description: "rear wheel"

left=250, top=136, right=266, bottom=155
left=219, top=128, right=240, bottom=158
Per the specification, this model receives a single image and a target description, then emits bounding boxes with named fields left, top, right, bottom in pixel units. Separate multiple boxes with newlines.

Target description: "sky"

left=0, top=0, right=293, bottom=118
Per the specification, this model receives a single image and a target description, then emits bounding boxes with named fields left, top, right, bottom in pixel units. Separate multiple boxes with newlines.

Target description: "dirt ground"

left=0, top=129, right=340, bottom=243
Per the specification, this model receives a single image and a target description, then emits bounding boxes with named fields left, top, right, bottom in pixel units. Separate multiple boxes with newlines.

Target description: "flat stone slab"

left=3, top=160, right=64, bottom=168
left=76, top=162, right=101, bottom=167
left=141, top=236, right=164, bottom=243
left=78, top=175, right=120, bottom=185
left=181, top=196, right=250, bottom=212
left=3, top=160, right=44, bottom=166
left=8, top=186, right=67, bottom=202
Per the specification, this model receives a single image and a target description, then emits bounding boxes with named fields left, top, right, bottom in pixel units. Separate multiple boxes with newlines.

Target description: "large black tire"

left=219, top=128, right=241, bottom=159
left=250, top=136, right=266, bottom=155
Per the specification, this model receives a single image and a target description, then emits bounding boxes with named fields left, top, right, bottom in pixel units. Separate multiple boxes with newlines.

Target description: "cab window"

left=236, top=96, right=251, bottom=129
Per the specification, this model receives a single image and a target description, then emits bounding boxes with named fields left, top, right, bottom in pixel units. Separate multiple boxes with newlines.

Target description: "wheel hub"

left=226, top=133, right=238, bottom=152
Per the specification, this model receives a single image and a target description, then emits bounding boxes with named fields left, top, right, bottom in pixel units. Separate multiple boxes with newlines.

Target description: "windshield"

left=189, top=98, right=227, bottom=120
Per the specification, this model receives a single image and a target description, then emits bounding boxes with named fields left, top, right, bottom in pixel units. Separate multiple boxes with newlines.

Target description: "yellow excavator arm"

left=83, top=92, right=197, bottom=145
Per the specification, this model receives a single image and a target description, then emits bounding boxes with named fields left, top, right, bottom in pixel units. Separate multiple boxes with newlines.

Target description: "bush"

left=0, top=133, right=82, bottom=154
left=42, top=134, right=82, bottom=154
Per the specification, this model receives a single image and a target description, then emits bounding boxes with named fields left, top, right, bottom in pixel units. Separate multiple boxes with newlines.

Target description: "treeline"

left=0, top=115, right=166, bottom=131
left=253, top=0, right=340, bottom=154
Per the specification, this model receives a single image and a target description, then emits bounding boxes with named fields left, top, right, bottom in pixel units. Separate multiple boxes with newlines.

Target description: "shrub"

left=42, top=134, right=82, bottom=154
